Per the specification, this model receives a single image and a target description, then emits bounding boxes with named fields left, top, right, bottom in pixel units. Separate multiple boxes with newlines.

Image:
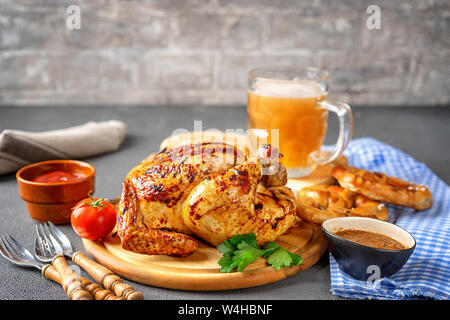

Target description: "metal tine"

left=4, top=235, right=29, bottom=260
left=0, top=236, right=23, bottom=264
left=0, top=236, right=15, bottom=261
left=40, top=223, right=63, bottom=256
left=1, top=236, right=21, bottom=259
left=34, top=234, right=45, bottom=257
left=36, top=224, right=52, bottom=257
left=43, top=224, right=58, bottom=255
left=34, top=236, right=49, bottom=262
left=44, top=223, right=64, bottom=255
left=1, top=235, right=35, bottom=265
left=47, top=222, right=71, bottom=249
left=6, top=234, right=34, bottom=261
left=37, top=224, right=60, bottom=256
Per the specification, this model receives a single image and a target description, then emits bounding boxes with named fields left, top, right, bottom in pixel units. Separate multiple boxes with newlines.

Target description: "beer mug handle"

left=313, top=100, right=353, bottom=165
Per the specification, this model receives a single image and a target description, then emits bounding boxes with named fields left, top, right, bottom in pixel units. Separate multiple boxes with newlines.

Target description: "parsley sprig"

left=217, top=233, right=303, bottom=272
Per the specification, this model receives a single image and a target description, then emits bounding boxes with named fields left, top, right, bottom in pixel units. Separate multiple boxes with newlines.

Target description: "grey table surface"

left=0, top=105, right=449, bottom=300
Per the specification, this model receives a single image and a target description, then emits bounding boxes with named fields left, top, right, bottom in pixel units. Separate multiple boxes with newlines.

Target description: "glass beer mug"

left=247, top=66, right=353, bottom=178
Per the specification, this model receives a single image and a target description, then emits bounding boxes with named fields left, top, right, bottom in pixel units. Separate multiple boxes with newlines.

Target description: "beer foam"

left=251, top=80, right=325, bottom=98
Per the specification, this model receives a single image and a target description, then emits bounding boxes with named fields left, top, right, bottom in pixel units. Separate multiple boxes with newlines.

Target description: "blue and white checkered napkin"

left=329, top=137, right=450, bottom=300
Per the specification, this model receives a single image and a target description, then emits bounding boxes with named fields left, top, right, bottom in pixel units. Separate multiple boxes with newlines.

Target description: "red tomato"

left=71, top=194, right=117, bottom=241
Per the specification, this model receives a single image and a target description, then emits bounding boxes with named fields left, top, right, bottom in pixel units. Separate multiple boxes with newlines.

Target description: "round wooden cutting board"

left=83, top=221, right=327, bottom=291
left=82, top=156, right=345, bottom=291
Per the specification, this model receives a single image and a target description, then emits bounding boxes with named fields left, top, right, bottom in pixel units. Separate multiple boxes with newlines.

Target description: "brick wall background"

left=0, top=0, right=449, bottom=107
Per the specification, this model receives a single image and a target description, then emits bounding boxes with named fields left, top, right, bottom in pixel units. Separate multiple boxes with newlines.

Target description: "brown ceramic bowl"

left=16, top=160, right=96, bottom=224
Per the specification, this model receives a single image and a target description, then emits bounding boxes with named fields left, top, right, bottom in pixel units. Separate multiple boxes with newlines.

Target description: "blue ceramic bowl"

left=322, top=217, right=416, bottom=281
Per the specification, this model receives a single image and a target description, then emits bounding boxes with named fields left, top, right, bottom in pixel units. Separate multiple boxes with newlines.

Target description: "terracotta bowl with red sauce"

left=16, top=160, right=96, bottom=224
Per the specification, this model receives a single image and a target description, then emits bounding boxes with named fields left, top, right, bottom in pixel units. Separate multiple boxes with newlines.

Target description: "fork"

left=35, top=224, right=124, bottom=300
left=40, top=222, right=143, bottom=300
left=0, top=234, right=92, bottom=300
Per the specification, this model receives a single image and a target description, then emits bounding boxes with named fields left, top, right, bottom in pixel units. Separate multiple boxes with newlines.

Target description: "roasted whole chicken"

left=118, top=142, right=296, bottom=257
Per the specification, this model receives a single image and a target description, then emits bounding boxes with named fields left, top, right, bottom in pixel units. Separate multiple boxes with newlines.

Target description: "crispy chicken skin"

left=118, top=142, right=296, bottom=257
left=183, top=162, right=296, bottom=246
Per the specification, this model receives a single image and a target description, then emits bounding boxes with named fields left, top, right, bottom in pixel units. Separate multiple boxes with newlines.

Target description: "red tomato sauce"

left=32, top=171, right=83, bottom=183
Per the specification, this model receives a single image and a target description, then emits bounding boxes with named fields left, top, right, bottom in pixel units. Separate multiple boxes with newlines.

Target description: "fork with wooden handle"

left=0, top=234, right=91, bottom=300
left=34, top=227, right=124, bottom=300
left=43, top=264, right=124, bottom=300
left=44, top=222, right=144, bottom=300
left=43, top=263, right=123, bottom=300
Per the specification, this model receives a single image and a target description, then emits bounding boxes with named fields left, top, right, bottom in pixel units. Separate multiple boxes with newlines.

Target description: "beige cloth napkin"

left=0, top=120, right=127, bottom=175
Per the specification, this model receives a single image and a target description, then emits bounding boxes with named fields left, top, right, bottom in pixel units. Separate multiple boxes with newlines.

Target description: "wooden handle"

left=42, top=265, right=124, bottom=300
left=42, top=264, right=62, bottom=283
left=72, top=251, right=144, bottom=300
left=51, top=254, right=92, bottom=300
left=81, top=278, right=125, bottom=300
